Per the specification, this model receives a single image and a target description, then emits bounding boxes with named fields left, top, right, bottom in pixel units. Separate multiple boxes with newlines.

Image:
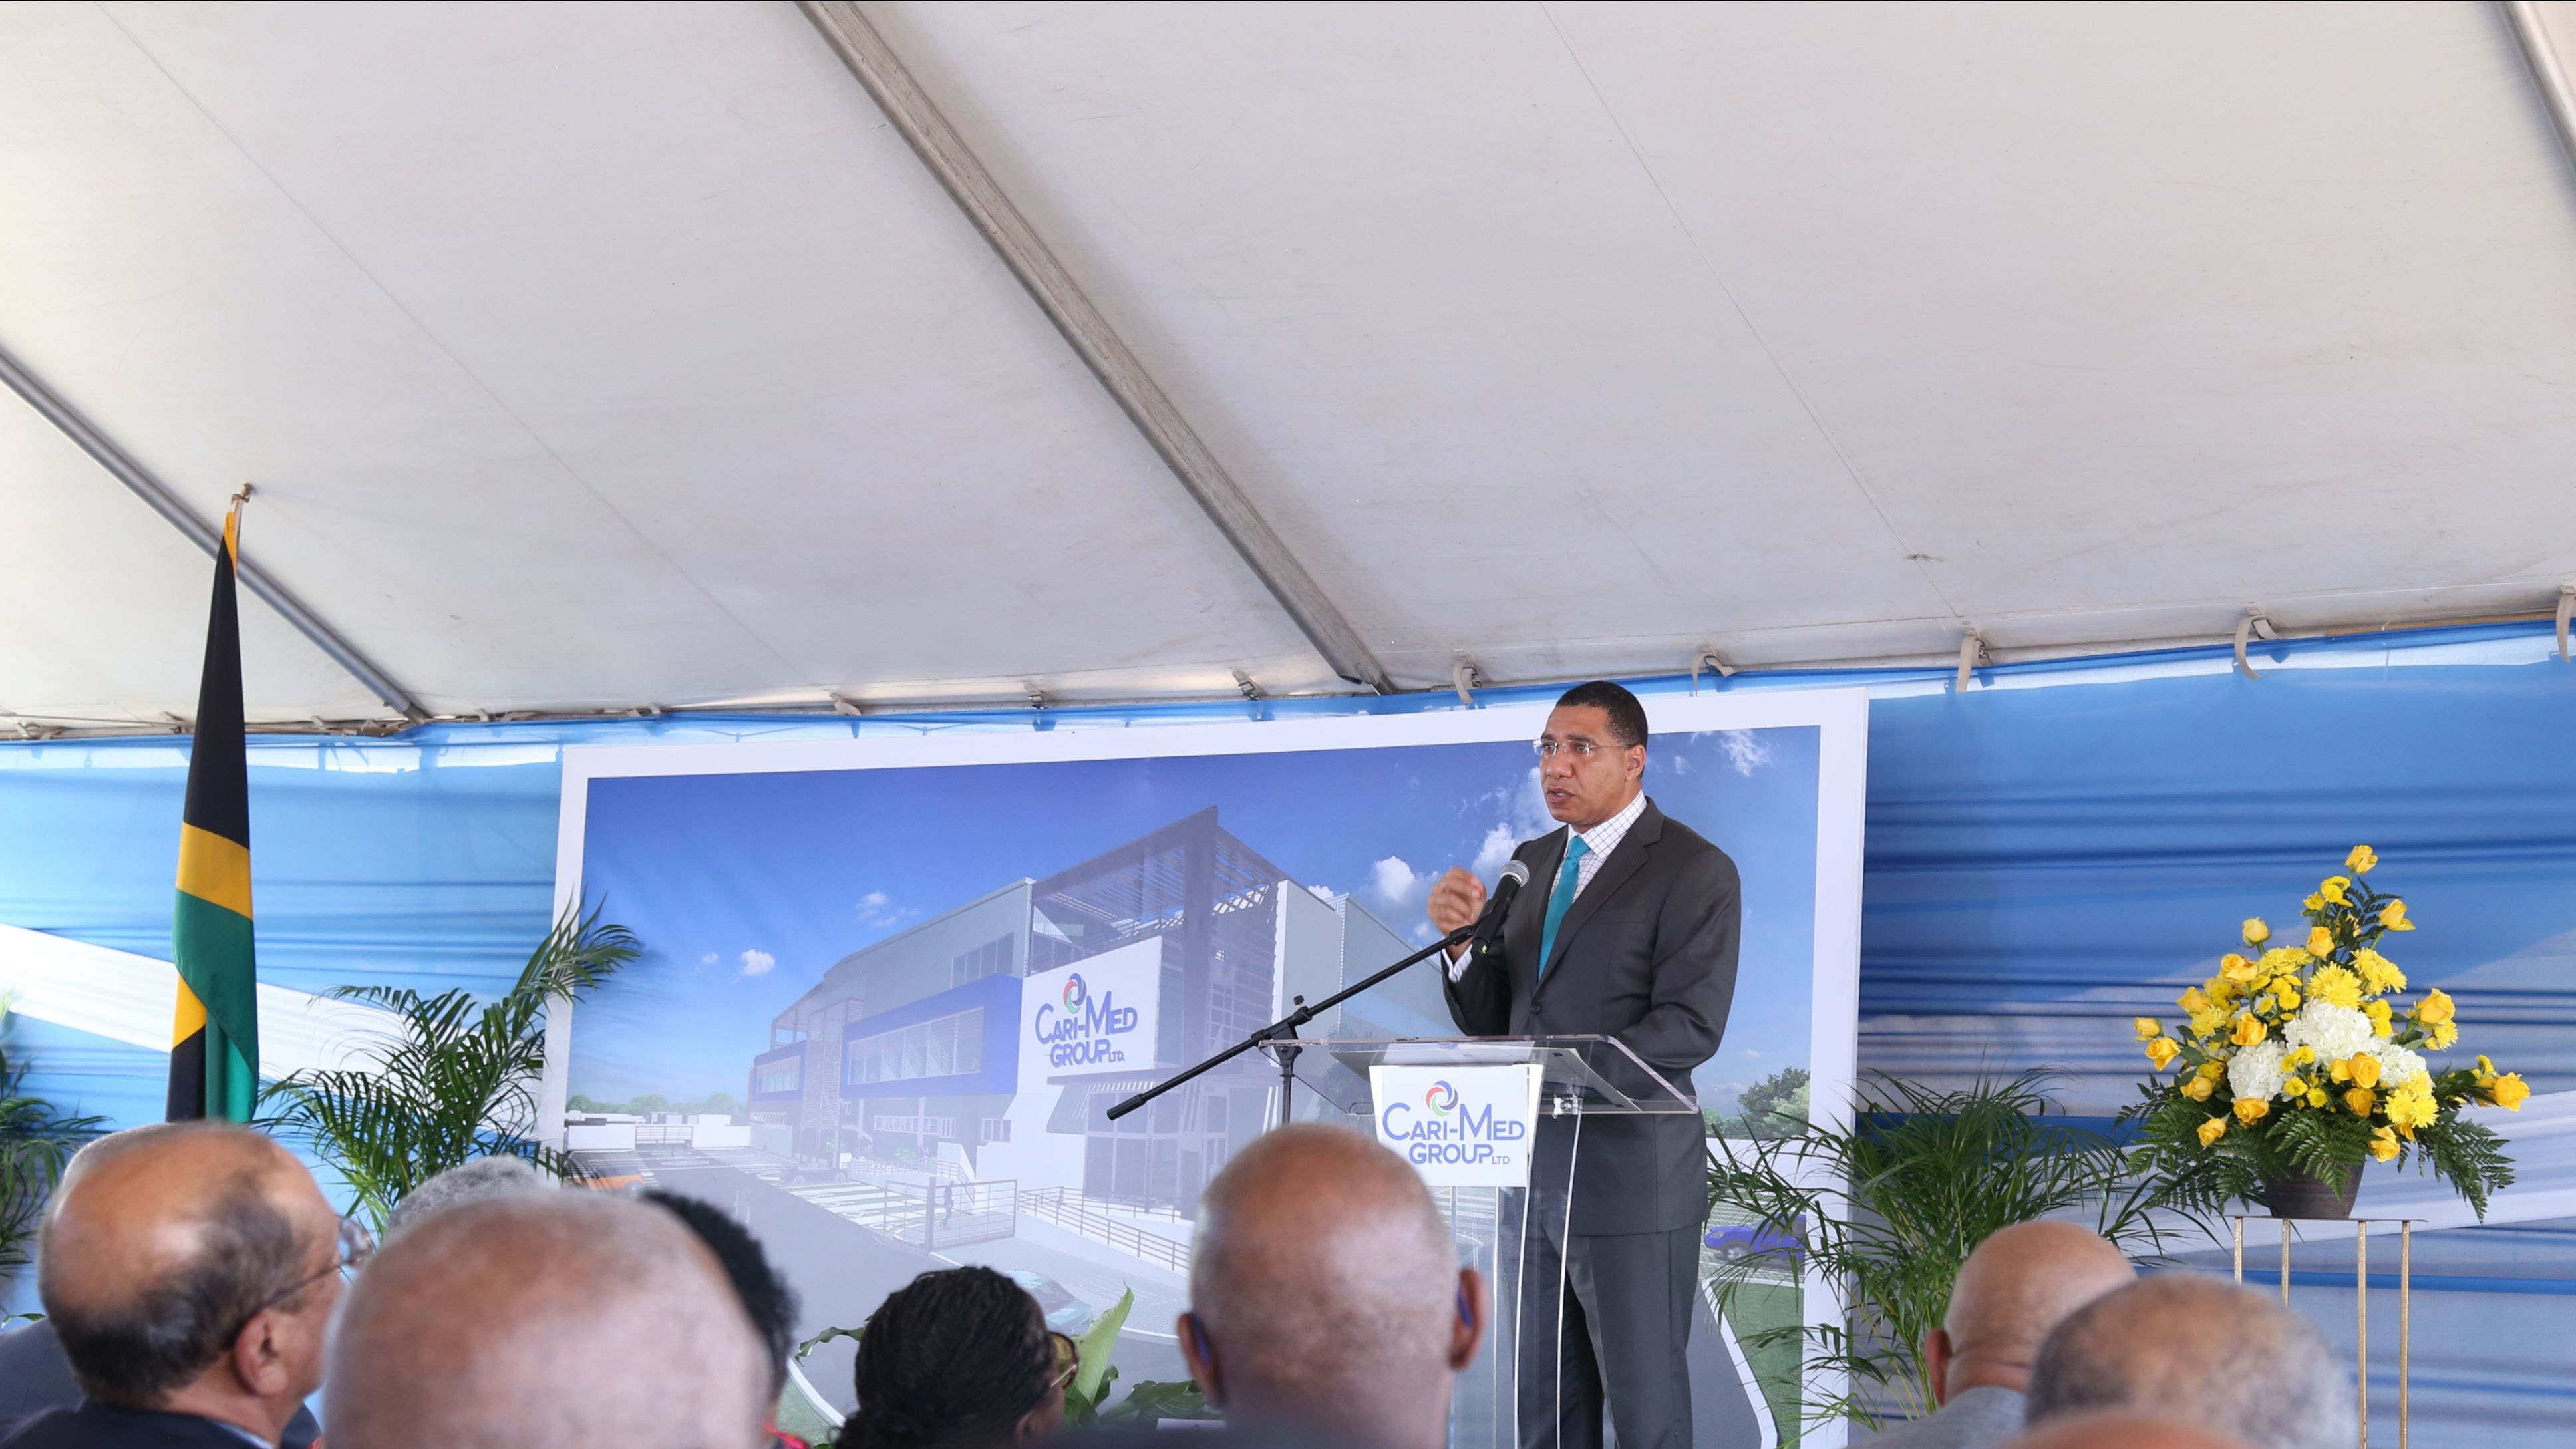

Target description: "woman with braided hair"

left=847, top=1265, right=1071, bottom=1449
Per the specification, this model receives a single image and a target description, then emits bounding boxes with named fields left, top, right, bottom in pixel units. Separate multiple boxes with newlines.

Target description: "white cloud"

left=1471, top=824, right=1518, bottom=879
left=699, top=953, right=718, bottom=966
left=1742, top=1048, right=1762, bottom=1060
left=1410, top=921, right=1439, bottom=945
left=1719, top=729, right=1772, bottom=777
left=1370, top=856, right=1423, bottom=907
left=854, top=891, right=913, bottom=929
left=1671, top=756, right=1692, bottom=776
left=738, top=949, right=776, bottom=979
left=1306, top=884, right=1338, bottom=903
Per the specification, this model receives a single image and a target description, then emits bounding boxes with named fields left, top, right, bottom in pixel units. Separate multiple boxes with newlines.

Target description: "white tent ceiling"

left=5, top=1, right=2574, bottom=729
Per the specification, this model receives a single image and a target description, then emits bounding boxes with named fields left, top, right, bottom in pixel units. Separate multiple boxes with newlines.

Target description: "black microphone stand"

left=1108, top=921, right=1478, bottom=1130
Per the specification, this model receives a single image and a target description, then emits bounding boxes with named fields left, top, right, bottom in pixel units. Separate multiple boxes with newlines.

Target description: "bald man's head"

left=327, top=1191, right=770, bottom=1449
left=2007, top=1410, right=2257, bottom=1449
left=39, top=1122, right=336, bottom=1410
left=1187, top=1125, right=1476, bottom=1448
left=2028, top=1275, right=2351, bottom=1449
left=1931, top=1221, right=2134, bottom=1399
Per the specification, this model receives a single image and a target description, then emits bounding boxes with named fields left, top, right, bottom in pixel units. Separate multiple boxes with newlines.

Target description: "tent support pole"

left=2505, top=3, right=2576, bottom=177
left=0, top=339, right=424, bottom=720
left=797, top=1, right=1394, bottom=695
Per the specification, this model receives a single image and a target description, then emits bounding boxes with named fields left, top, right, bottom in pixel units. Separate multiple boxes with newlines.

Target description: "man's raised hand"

left=1427, top=866, right=1487, bottom=960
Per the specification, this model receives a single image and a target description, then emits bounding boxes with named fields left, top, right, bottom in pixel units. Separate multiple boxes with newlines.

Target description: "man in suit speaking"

left=1427, top=679, right=1742, bottom=1449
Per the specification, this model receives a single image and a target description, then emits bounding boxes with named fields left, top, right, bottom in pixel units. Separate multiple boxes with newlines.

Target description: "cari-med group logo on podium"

left=1369, top=1064, right=1542, bottom=1188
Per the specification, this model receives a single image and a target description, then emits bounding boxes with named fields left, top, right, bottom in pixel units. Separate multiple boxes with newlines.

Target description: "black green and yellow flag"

left=169, top=497, right=259, bottom=1123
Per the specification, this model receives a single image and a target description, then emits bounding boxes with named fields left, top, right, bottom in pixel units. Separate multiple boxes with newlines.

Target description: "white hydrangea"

left=2283, top=1002, right=2375, bottom=1064
left=2378, top=1045, right=2430, bottom=1089
left=2229, top=1039, right=2287, bottom=1102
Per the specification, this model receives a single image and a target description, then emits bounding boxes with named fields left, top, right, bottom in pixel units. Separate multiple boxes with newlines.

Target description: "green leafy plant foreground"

left=1705, top=1070, right=2183, bottom=1432
left=0, top=1000, right=104, bottom=1271
left=257, top=902, right=637, bottom=1227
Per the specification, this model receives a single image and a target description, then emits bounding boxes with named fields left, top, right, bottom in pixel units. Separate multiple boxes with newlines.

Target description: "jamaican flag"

left=169, top=497, right=259, bottom=1122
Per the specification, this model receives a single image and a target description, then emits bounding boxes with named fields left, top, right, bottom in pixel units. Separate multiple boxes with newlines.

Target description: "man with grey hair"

left=2025, top=1274, right=2353, bottom=1449
left=1858, top=1221, right=2136, bottom=1449
left=380, top=1154, right=551, bottom=1238
left=1180, top=1124, right=1485, bottom=1449
left=325, top=1191, right=772, bottom=1449
left=2, top=1122, right=349, bottom=1449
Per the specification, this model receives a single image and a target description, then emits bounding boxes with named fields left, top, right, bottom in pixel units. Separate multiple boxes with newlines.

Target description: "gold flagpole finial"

left=228, top=482, right=253, bottom=509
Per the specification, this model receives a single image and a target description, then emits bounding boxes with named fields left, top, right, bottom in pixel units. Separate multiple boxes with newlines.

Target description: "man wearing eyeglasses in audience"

left=1427, top=679, right=1741, bottom=1449
left=0, top=1122, right=357, bottom=1449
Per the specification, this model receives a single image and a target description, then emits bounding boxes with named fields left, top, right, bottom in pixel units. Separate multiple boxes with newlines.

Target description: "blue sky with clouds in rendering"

left=572, top=726, right=1822, bottom=1112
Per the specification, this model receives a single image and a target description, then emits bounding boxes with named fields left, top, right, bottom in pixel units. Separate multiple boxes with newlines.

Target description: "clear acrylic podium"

left=1285, top=1036, right=1700, bottom=1449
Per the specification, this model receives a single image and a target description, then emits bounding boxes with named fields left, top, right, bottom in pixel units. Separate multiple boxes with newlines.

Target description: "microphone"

left=1468, top=860, right=1531, bottom=961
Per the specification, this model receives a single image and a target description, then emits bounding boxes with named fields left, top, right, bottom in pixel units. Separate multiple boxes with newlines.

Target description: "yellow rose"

left=2307, top=1088, right=2330, bottom=1108
left=2354, top=949, right=2405, bottom=995
left=2182, top=1075, right=2215, bottom=1102
left=2488, top=1074, right=2531, bottom=1110
left=2414, top=988, right=2455, bottom=1026
left=2346, top=1054, right=2382, bottom=1088
left=2303, top=893, right=2325, bottom=913
left=2197, top=1116, right=2229, bottom=1146
left=2230, top=1015, right=2268, bottom=1047
left=2305, top=926, right=2336, bottom=958
left=2344, top=1087, right=2376, bottom=1117
left=2220, top=953, right=2257, bottom=983
left=2319, top=876, right=2351, bottom=905
left=2178, top=987, right=2210, bottom=1014
left=2146, top=1037, right=2181, bottom=1070
left=2242, top=918, right=2270, bottom=946
left=2307, top=965, right=2362, bottom=1011
left=2233, top=1097, right=2271, bottom=1126
left=2133, top=1017, right=2163, bottom=1041
left=2329, top=1058, right=2351, bottom=1084
left=2477, top=1054, right=2496, bottom=1076
left=2380, top=899, right=2415, bottom=933
left=2369, top=1126, right=2400, bottom=1162
left=2426, top=1020, right=2459, bottom=1050
left=2348, top=844, right=2378, bottom=874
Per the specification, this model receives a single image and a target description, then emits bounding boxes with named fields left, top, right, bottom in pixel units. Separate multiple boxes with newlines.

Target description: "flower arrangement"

left=2121, top=847, right=2521, bottom=1218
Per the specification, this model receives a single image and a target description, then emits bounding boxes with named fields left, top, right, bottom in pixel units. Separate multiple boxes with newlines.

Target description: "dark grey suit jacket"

left=1442, top=798, right=1740, bottom=1234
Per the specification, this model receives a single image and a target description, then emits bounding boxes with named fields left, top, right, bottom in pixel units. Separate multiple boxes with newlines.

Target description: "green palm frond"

left=0, top=1005, right=105, bottom=1270
left=257, top=901, right=636, bottom=1227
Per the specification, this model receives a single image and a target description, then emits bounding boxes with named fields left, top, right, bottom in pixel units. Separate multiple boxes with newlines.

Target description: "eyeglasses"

left=1048, top=1331, right=1080, bottom=1391
left=234, top=1216, right=375, bottom=1334
left=1533, top=738, right=1614, bottom=760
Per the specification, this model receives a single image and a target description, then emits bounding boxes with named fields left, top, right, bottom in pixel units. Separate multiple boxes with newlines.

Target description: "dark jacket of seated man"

left=0, top=1320, right=323, bottom=1448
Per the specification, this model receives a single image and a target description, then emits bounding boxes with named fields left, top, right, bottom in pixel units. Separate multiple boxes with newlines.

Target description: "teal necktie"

left=1535, top=835, right=1591, bottom=979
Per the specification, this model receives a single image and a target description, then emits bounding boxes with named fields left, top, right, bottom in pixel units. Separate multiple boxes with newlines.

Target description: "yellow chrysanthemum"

left=2285, top=1046, right=2315, bottom=1068
left=2488, top=1074, right=2531, bottom=1110
left=2344, top=1087, right=2377, bottom=1117
left=2181, top=1074, right=2215, bottom=1102
left=2303, top=893, right=2325, bottom=913
left=2146, top=1037, right=2181, bottom=1070
left=2242, top=918, right=2271, bottom=946
left=2307, top=966, right=2362, bottom=1011
left=2307, top=1088, right=2330, bottom=1108
left=2256, top=947, right=2309, bottom=976
left=2346, top=1054, right=2381, bottom=1088
left=2380, top=899, right=2415, bottom=933
left=2187, top=1007, right=2230, bottom=1041
left=2366, top=1000, right=2394, bottom=1039
left=2414, top=988, right=2455, bottom=1026
left=2199, top=1062, right=2227, bottom=1080
left=2369, top=1126, right=2400, bottom=1162
left=2233, top=1097, right=2271, bottom=1126
left=2348, top=845, right=2378, bottom=875
left=2426, top=1020, right=2459, bottom=1050
left=2275, top=984, right=2302, bottom=1011
left=2198, top=1116, right=2229, bottom=1146
left=2384, top=1084, right=2438, bottom=1135
left=2319, top=876, right=2351, bottom=905
left=2282, top=1076, right=2308, bottom=1097
left=2354, top=949, right=2405, bottom=996
left=2230, top=1015, right=2268, bottom=1047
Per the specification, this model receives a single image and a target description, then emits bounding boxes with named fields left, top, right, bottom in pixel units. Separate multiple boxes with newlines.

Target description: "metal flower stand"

left=2229, top=1215, right=2420, bottom=1449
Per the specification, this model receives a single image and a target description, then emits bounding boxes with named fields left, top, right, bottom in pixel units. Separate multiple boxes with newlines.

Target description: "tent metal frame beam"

left=2506, top=2, right=2576, bottom=176
left=0, top=340, right=424, bottom=720
left=798, top=0, right=1394, bottom=695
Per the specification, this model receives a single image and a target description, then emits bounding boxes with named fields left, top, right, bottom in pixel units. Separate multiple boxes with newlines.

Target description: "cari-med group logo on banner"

left=1033, top=966, right=1142, bottom=1068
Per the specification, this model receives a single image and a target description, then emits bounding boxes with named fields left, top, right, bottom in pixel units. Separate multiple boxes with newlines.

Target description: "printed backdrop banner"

left=552, top=689, right=1869, bottom=1442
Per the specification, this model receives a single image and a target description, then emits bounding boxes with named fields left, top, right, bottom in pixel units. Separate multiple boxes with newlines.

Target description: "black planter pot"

left=2259, top=1164, right=2363, bottom=1219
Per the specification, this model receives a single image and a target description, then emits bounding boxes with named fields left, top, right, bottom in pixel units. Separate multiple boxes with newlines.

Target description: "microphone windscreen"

left=1498, top=859, right=1531, bottom=888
